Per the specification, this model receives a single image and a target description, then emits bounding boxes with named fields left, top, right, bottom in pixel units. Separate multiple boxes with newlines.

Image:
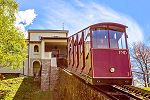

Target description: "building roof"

left=28, top=29, right=69, bottom=33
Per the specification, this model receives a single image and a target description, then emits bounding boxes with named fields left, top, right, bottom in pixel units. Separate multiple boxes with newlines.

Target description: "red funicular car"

left=68, top=22, right=132, bottom=85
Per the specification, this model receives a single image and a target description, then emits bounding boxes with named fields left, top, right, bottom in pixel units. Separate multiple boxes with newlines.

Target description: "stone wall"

left=41, top=59, right=51, bottom=91
left=50, top=66, right=59, bottom=91
left=51, top=68, right=109, bottom=100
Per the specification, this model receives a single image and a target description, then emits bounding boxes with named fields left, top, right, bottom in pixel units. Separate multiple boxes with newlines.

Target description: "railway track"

left=93, top=85, right=150, bottom=100
left=64, top=69, right=150, bottom=100
left=112, top=85, right=150, bottom=100
left=93, top=85, right=134, bottom=100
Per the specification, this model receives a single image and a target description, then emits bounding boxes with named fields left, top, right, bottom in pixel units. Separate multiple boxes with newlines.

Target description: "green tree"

left=0, top=0, right=27, bottom=69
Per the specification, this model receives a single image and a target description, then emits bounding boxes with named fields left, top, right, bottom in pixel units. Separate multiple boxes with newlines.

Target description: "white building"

left=0, top=30, right=68, bottom=76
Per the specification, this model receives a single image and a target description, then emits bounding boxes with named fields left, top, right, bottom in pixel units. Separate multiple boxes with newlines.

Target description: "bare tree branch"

left=130, top=42, right=150, bottom=87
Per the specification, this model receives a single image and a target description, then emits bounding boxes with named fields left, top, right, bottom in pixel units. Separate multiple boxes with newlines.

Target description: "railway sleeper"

left=112, top=85, right=150, bottom=100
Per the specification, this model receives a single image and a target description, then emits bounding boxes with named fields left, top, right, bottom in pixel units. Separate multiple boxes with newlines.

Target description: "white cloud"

left=88, top=3, right=144, bottom=43
left=44, top=0, right=144, bottom=43
left=74, top=0, right=84, bottom=7
left=15, top=9, right=37, bottom=38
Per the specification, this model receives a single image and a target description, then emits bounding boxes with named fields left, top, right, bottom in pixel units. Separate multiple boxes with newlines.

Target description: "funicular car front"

left=90, top=23, right=132, bottom=85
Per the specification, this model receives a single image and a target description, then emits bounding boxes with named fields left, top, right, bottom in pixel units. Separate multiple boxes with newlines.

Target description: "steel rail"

left=112, top=85, right=150, bottom=100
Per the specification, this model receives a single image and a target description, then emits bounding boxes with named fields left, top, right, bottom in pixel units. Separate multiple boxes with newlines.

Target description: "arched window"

left=34, top=45, right=39, bottom=52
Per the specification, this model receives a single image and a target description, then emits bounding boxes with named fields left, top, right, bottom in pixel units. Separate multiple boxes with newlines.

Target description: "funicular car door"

left=91, top=29, right=110, bottom=78
left=108, top=30, right=131, bottom=78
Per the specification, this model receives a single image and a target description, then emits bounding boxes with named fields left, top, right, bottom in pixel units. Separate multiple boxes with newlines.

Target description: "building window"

left=34, top=45, right=39, bottom=52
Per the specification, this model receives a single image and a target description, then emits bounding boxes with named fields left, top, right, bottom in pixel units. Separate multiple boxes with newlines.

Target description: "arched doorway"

left=33, top=61, right=41, bottom=77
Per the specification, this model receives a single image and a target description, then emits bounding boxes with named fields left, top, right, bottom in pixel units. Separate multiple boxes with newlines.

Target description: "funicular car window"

left=85, top=33, right=90, bottom=42
left=92, top=30, right=109, bottom=48
left=68, top=38, right=71, bottom=64
left=84, top=28, right=90, bottom=51
left=78, top=32, right=82, bottom=54
left=109, top=30, right=126, bottom=49
left=84, top=28, right=90, bottom=41
left=84, top=29, right=90, bottom=60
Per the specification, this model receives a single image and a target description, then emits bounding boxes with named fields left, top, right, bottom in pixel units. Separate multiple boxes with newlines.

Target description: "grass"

left=0, top=76, right=52, bottom=100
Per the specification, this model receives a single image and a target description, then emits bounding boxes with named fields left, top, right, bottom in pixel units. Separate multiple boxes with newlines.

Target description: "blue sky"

left=16, top=0, right=150, bottom=43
